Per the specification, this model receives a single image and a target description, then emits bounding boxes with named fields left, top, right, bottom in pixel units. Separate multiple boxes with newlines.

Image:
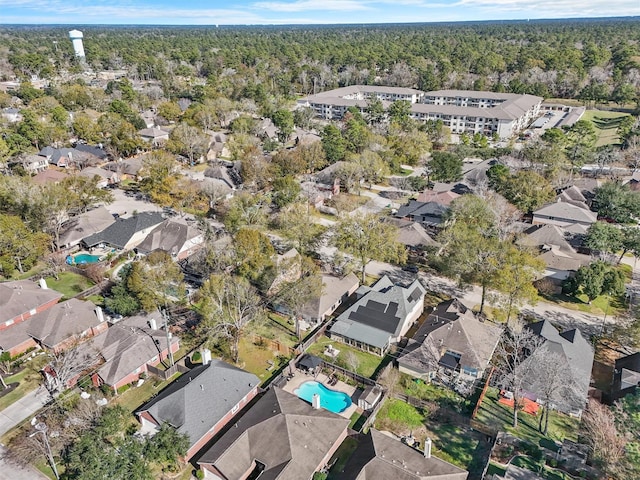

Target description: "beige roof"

left=31, top=169, right=69, bottom=185
left=343, top=429, right=468, bottom=480
left=416, top=190, right=460, bottom=205
left=518, top=224, right=576, bottom=254
left=199, top=388, right=349, bottom=480
left=58, top=206, right=116, bottom=247
left=26, top=299, right=103, bottom=349
left=533, top=201, right=597, bottom=225
left=537, top=246, right=591, bottom=272
left=0, top=280, right=63, bottom=324
left=300, top=272, right=360, bottom=320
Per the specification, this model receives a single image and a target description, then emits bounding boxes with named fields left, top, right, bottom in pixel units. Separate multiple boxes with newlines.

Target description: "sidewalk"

left=0, top=387, right=50, bottom=438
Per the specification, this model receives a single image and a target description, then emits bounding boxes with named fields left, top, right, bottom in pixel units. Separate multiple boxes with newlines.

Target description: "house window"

left=30, top=308, right=37, bottom=315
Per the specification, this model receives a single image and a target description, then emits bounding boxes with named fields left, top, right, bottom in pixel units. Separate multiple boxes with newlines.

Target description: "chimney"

left=424, top=438, right=432, bottom=458
left=202, top=348, right=212, bottom=365
left=312, top=393, right=321, bottom=410
left=39, top=278, right=48, bottom=289
left=95, top=306, right=105, bottom=323
left=148, top=318, right=158, bottom=330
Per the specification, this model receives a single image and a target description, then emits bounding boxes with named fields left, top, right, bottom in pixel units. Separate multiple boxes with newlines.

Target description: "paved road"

left=0, top=446, right=49, bottom=480
left=0, top=387, right=50, bottom=438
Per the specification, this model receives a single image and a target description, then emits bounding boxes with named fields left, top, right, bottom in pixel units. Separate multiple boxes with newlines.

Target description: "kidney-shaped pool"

left=294, top=380, right=352, bottom=414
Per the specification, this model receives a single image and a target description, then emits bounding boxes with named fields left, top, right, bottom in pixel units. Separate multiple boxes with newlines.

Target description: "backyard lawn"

left=306, top=336, right=387, bottom=378
left=113, top=372, right=181, bottom=412
left=474, top=388, right=579, bottom=446
left=237, top=335, right=289, bottom=383
left=45, top=272, right=94, bottom=299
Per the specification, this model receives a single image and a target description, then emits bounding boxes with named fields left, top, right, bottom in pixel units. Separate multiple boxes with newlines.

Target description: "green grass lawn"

left=113, top=373, right=181, bottom=412
left=511, top=455, right=572, bottom=480
left=540, top=291, right=626, bottom=317
left=375, top=398, right=425, bottom=431
left=0, top=355, right=48, bottom=411
left=45, top=272, right=95, bottom=300
left=475, top=388, right=579, bottom=446
left=581, top=109, right=630, bottom=147
left=306, top=336, right=386, bottom=378
left=237, top=335, right=289, bottom=383
left=327, top=435, right=359, bottom=480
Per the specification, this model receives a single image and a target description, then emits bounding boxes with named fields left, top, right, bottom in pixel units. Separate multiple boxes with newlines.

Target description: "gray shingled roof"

left=518, top=224, right=576, bottom=254
left=83, top=211, right=164, bottom=249
left=58, top=206, right=116, bottom=248
left=89, top=313, right=179, bottom=387
left=399, top=300, right=502, bottom=375
left=533, top=202, right=597, bottom=225
left=396, top=200, right=449, bottom=225
left=526, top=320, right=594, bottom=409
left=198, top=387, right=349, bottom=480
left=340, top=429, right=468, bottom=480
left=0, top=280, right=63, bottom=325
left=138, top=360, right=259, bottom=449
left=300, top=273, right=359, bottom=321
left=136, top=218, right=202, bottom=256
left=26, top=299, right=103, bottom=349
left=329, top=276, right=425, bottom=349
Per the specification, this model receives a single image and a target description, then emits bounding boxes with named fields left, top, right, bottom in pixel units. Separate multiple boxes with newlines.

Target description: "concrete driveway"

left=0, top=446, right=49, bottom=480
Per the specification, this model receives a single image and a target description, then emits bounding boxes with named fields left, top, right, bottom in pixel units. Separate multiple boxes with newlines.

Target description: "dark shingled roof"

left=339, top=429, right=468, bottom=480
left=137, top=360, right=259, bottom=451
left=198, top=387, right=349, bottom=480
left=83, top=211, right=164, bottom=249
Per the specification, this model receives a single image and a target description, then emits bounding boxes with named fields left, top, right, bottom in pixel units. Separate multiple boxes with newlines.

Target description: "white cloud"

left=252, top=0, right=371, bottom=12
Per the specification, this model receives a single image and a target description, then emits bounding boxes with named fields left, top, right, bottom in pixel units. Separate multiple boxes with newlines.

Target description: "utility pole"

left=30, top=419, right=59, bottom=480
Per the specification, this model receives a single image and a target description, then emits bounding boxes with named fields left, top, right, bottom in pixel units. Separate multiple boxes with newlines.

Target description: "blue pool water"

left=73, top=254, right=102, bottom=264
left=294, top=380, right=352, bottom=414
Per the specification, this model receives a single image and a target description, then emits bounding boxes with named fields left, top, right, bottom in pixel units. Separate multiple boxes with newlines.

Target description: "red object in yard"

left=498, top=396, right=540, bottom=415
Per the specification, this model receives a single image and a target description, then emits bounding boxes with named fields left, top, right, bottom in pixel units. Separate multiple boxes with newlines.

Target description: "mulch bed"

left=0, top=382, right=19, bottom=398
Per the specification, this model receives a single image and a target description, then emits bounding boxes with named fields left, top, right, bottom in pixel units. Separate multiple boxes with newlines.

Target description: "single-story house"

left=26, top=300, right=109, bottom=353
left=395, top=200, right=450, bottom=227
left=137, top=217, right=204, bottom=260
left=82, top=211, right=165, bottom=251
left=517, top=224, right=580, bottom=254
left=525, top=320, right=594, bottom=416
left=89, top=312, right=180, bottom=395
left=328, top=276, right=426, bottom=356
left=338, top=429, right=468, bottom=480
left=138, top=127, right=169, bottom=145
left=137, top=360, right=260, bottom=460
left=57, top=206, right=116, bottom=250
left=536, top=246, right=591, bottom=282
left=384, top=218, right=439, bottom=251
left=398, top=299, right=503, bottom=382
left=532, top=200, right=597, bottom=229
left=31, top=169, right=69, bottom=186
left=78, top=167, right=119, bottom=187
left=38, top=146, right=104, bottom=169
left=197, top=387, right=350, bottom=480
left=416, top=189, right=460, bottom=206
left=103, top=158, right=143, bottom=179
left=300, top=273, right=360, bottom=325
left=610, top=352, right=640, bottom=403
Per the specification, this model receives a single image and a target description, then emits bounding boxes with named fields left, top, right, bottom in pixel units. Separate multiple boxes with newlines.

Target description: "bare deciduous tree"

left=377, top=364, right=400, bottom=397
left=581, top=399, right=627, bottom=475
left=45, top=344, right=98, bottom=394
left=344, top=351, right=360, bottom=373
left=492, top=322, right=545, bottom=428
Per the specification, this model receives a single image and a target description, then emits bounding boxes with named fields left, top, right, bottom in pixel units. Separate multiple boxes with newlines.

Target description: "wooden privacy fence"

left=147, top=363, right=190, bottom=380
left=249, top=334, right=297, bottom=356
left=73, top=279, right=114, bottom=299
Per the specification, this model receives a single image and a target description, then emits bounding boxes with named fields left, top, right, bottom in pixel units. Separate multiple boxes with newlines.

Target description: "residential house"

left=137, top=217, right=205, bottom=260
left=398, top=299, right=502, bottom=383
left=78, top=166, right=119, bottom=187
left=204, top=165, right=242, bottom=190
left=74, top=144, right=109, bottom=163
left=88, top=312, right=180, bottom=395
left=31, top=169, right=69, bottom=186
left=26, top=299, right=109, bottom=352
left=138, top=127, right=169, bottom=145
left=57, top=206, right=116, bottom=250
left=609, top=352, right=640, bottom=403
left=395, top=200, right=450, bottom=227
left=38, top=146, right=105, bottom=169
left=104, top=158, right=143, bottom=180
left=525, top=320, right=594, bottom=415
left=137, top=360, right=260, bottom=460
left=557, top=186, right=589, bottom=209
left=532, top=200, right=597, bottom=229
left=14, top=154, right=48, bottom=174
left=206, top=132, right=229, bottom=161
left=416, top=190, right=460, bottom=206
left=0, top=280, right=63, bottom=356
left=197, top=387, right=350, bottom=480
left=328, top=276, right=426, bottom=355
left=384, top=218, right=439, bottom=251
left=82, top=211, right=165, bottom=251
left=338, top=429, right=468, bottom=480
left=300, top=272, right=360, bottom=326
left=518, top=224, right=591, bottom=283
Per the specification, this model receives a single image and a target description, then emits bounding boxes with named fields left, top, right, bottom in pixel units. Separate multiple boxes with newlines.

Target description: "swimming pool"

left=73, top=254, right=102, bottom=264
left=294, top=380, right=352, bottom=414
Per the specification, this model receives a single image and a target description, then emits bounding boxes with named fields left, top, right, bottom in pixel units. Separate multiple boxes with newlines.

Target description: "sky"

left=0, top=0, right=638, bottom=25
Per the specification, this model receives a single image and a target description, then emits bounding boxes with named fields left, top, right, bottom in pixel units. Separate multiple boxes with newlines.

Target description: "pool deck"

left=282, top=370, right=359, bottom=419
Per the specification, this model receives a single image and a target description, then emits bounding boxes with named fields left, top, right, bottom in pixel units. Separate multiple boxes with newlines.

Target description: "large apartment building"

left=299, top=86, right=542, bottom=138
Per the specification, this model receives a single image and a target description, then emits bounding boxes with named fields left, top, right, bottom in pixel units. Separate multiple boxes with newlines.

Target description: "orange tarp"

left=499, top=396, right=540, bottom=415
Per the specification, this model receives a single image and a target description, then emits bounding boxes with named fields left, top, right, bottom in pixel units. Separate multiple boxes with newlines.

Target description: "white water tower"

left=68, top=30, right=85, bottom=58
